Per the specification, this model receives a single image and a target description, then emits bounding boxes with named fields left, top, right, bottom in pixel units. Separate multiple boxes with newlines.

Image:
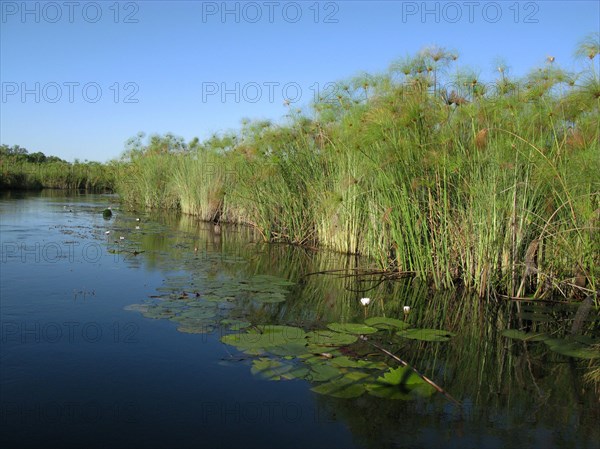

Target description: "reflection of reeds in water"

left=119, top=210, right=599, bottom=441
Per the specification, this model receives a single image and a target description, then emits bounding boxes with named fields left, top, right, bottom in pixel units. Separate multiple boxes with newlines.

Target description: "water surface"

left=1, top=191, right=599, bottom=449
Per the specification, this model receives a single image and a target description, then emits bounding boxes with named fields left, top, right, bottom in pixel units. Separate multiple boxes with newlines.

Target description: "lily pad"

left=143, top=305, right=177, bottom=319
left=365, top=317, right=410, bottom=330
left=221, top=325, right=307, bottom=355
left=544, top=338, right=600, bottom=359
left=251, top=358, right=308, bottom=381
left=311, top=371, right=370, bottom=398
left=221, top=319, right=251, bottom=331
left=124, top=303, right=148, bottom=313
left=329, top=356, right=387, bottom=370
left=305, top=330, right=358, bottom=347
left=178, top=307, right=217, bottom=320
left=397, top=328, right=455, bottom=342
left=308, top=364, right=343, bottom=382
left=327, top=323, right=378, bottom=335
left=365, top=367, right=435, bottom=399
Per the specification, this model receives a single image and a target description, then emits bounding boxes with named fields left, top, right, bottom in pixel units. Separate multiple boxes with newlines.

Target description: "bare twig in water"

left=359, top=335, right=462, bottom=407
left=302, top=267, right=416, bottom=279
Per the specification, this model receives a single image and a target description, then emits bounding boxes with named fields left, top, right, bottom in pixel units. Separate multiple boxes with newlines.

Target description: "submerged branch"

left=359, top=335, right=462, bottom=408
left=301, top=267, right=416, bottom=280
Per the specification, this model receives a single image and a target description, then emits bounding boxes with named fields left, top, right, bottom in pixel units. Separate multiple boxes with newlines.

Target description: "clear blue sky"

left=1, top=1, right=598, bottom=162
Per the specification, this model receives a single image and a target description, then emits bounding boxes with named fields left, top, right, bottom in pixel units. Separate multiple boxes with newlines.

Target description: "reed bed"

left=1, top=158, right=114, bottom=191
left=114, top=38, right=600, bottom=297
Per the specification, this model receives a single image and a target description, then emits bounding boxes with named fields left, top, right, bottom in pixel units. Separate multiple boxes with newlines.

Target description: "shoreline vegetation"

left=0, top=145, right=114, bottom=191
left=2, top=38, right=599, bottom=299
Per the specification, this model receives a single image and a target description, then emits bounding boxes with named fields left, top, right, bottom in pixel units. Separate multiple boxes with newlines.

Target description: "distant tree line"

left=0, top=144, right=114, bottom=191
left=0, top=144, right=67, bottom=164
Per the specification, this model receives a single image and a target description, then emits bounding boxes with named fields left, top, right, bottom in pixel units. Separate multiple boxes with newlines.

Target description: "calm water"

left=1, top=191, right=599, bottom=449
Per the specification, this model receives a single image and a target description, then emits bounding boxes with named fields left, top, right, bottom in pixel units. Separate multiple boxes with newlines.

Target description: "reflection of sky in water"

left=1, top=191, right=598, bottom=449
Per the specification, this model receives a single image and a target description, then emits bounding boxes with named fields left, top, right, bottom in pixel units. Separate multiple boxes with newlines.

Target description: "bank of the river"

left=0, top=147, right=114, bottom=191
left=113, top=43, right=599, bottom=298
left=2, top=42, right=598, bottom=298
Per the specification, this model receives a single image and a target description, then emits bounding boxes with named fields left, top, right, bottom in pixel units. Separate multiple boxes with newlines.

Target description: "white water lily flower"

left=360, top=297, right=371, bottom=306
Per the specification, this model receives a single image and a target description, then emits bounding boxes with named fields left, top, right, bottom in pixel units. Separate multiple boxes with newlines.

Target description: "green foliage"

left=113, top=39, right=600, bottom=297
left=0, top=144, right=114, bottom=191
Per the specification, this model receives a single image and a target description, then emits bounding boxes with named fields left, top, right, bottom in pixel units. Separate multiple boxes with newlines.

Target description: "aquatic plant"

left=113, top=39, right=599, bottom=298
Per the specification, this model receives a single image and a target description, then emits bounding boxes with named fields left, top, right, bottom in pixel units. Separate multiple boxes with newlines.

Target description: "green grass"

left=114, top=38, right=600, bottom=297
left=1, top=158, right=114, bottom=191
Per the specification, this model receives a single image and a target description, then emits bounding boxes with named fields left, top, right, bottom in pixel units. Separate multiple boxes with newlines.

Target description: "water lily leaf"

left=151, top=299, right=190, bottom=309
left=311, top=371, right=370, bottom=398
left=308, top=364, right=343, bottom=382
left=366, top=367, right=436, bottom=400
left=251, top=358, right=308, bottom=381
left=221, top=325, right=306, bottom=355
left=501, top=329, right=548, bottom=341
left=365, top=317, right=410, bottom=330
left=251, top=325, right=306, bottom=338
left=379, top=366, right=426, bottom=385
left=397, top=328, right=455, bottom=342
left=544, top=338, right=600, bottom=359
left=327, top=323, right=378, bottom=335
left=143, top=305, right=177, bottom=319
left=329, top=356, right=365, bottom=368
left=305, top=330, right=358, bottom=346
left=124, top=303, right=148, bottom=313
left=305, top=344, right=338, bottom=354
left=301, top=352, right=343, bottom=364
left=221, top=319, right=251, bottom=331
left=269, top=341, right=310, bottom=357
left=179, top=307, right=217, bottom=320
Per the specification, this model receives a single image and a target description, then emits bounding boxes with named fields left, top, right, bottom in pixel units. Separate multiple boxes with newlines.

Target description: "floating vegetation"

left=218, top=316, right=457, bottom=400
left=327, top=323, right=378, bottom=335
left=365, top=367, right=436, bottom=400
left=502, top=329, right=600, bottom=359
left=397, top=328, right=456, bottom=342
left=118, top=211, right=599, bottom=406
left=364, top=317, right=410, bottom=330
left=251, top=358, right=309, bottom=381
